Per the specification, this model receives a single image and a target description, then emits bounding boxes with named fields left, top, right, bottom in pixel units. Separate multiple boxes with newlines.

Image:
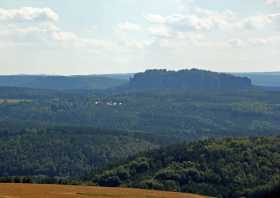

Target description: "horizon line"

left=0, top=69, right=280, bottom=77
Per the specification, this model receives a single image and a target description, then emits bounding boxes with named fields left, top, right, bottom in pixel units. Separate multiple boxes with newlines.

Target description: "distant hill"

left=99, top=70, right=280, bottom=89
left=2, top=70, right=278, bottom=91
left=234, top=72, right=280, bottom=88
left=94, top=136, right=280, bottom=198
left=127, top=69, right=252, bottom=91
left=100, top=73, right=134, bottom=80
left=0, top=75, right=127, bottom=90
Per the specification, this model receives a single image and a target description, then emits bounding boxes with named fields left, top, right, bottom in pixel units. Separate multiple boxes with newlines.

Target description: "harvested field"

left=0, top=184, right=207, bottom=198
left=0, top=99, right=31, bottom=105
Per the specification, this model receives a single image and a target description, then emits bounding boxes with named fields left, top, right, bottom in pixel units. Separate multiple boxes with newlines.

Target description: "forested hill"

left=0, top=125, right=162, bottom=178
left=0, top=75, right=126, bottom=90
left=94, top=136, right=280, bottom=198
left=128, top=69, right=252, bottom=91
left=1, top=86, right=280, bottom=138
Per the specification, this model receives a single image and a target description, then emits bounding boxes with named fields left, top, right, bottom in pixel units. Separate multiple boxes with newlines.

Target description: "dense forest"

left=0, top=87, right=280, bottom=139
left=0, top=125, right=164, bottom=178
left=93, top=136, right=280, bottom=198
left=250, top=183, right=280, bottom=198
left=128, top=69, right=252, bottom=91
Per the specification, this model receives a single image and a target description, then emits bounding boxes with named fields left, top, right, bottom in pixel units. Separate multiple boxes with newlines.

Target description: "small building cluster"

left=95, top=100, right=123, bottom=106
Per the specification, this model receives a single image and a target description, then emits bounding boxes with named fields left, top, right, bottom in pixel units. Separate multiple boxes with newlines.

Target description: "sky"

left=0, top=0, right=280, bottom=75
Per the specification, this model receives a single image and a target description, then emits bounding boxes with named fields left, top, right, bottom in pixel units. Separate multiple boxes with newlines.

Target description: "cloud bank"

left=0, top=7, right=58, bottom=22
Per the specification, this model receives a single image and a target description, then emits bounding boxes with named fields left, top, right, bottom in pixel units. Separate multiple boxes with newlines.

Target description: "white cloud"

left=226, top=36, right=280, bottom=47
left=118, top=39, right=152, bottom=50
left=145, top=1, right=280, bottom=51
left=146, top=0, right=280, bottom=35
left=145, top=8, right=235, bottom=48
left=238, top=13, right=280, bottom=30
left=145, top=7, right=280, bottom=48
left=14, top=23, right=59, bottom=34
left=176, top=0, right=195, bottom=11
left=0, top=7, right=59, bottom=22
left=148, top=25, right=171, bottom=38
left=0, top=7, right=113, bottom=52
left=227, top=38, right=245, bottom=47
left=249, top=36, right=280, bottom=45
left=265, top=0, right=280, bottom=5
left=0, top=22, right=59, bottom=46
left=81, top=38, right=113, bottom=49
left=0, top=7, right=60, bottom=46
left=52, top=31, right=78, bottom=42
left=145, top=14, right=167, bottom=24
left=146, top=9, right=236, bottom=33
left=249, top=38, right=271, bottom=45
left=117, top=22, right=142, bottom=32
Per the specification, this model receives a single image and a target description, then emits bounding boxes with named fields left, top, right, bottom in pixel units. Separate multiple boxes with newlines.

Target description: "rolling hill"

left=0, top=75, right=127, bottom=90
left=94, top=136, right=280, bottom=198
left=0, top=86, right=280, bottom=139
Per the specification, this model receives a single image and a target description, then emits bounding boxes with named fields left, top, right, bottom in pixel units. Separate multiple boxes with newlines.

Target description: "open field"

left=0, top=184, right=206, bottom=198
left=0, top=99, right=31, bottom=105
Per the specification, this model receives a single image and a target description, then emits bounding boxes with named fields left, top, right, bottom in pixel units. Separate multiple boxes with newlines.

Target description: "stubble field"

left=0, top=184, right=207, bottom=198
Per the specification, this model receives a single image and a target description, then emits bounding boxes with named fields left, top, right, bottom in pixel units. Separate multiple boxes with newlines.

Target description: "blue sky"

left=0, top=0, right=279, bottom=74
